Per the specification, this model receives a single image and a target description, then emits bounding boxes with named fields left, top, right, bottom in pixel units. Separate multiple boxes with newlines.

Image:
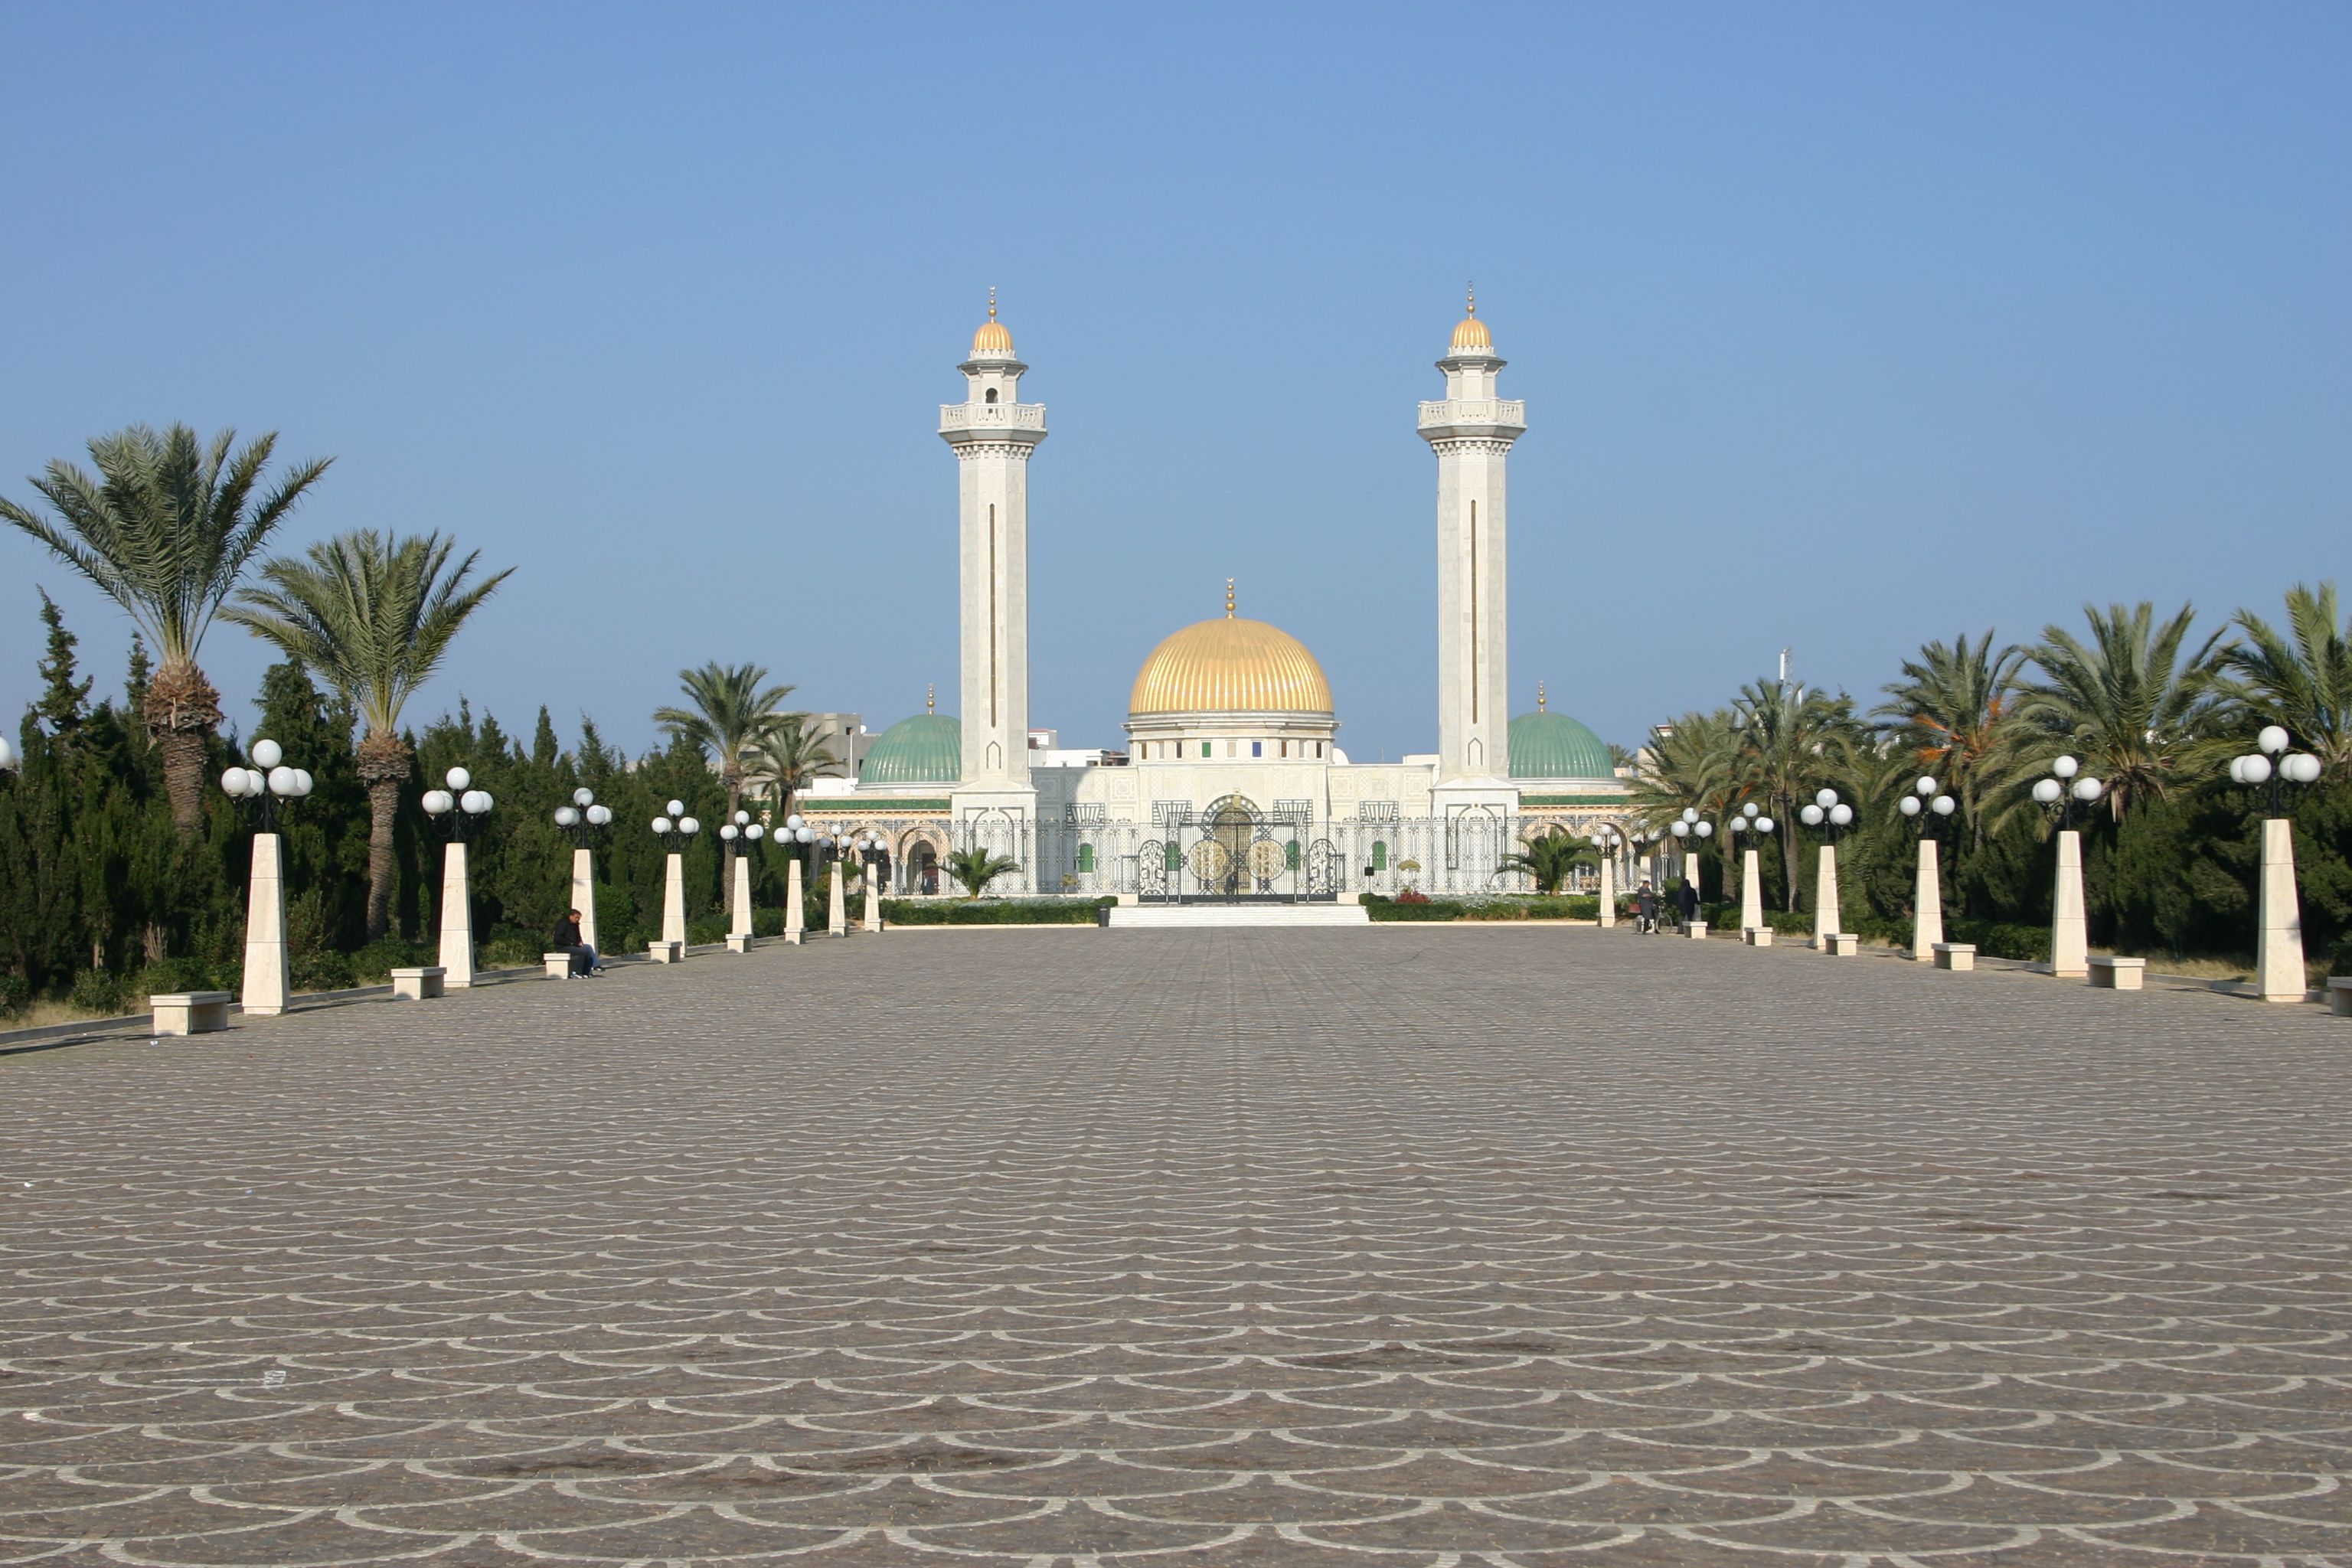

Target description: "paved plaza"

left=3, top=929, right=2349, bottom=1567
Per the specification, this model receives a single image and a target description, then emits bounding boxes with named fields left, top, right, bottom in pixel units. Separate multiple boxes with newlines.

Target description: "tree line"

left=0, top=423, right=841, bottom=1017
left=1629, top=593, right=2352, bottom=972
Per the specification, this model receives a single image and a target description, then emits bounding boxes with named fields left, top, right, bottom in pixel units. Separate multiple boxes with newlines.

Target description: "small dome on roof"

left=1449, top=284, right=1493, bottom=352
left=861, top=713, right=960, bottom=784
left=970, top=289, right=1014, bottom=356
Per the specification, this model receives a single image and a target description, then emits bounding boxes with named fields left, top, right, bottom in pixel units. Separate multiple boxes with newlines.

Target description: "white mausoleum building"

left=799, top=294, right=1632, bottom=898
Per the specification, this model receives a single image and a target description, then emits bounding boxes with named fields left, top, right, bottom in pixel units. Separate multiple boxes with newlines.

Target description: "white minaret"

left=939, top=293, right=1042, bottom=869
left=1419, top=287, right=1525, bottom=786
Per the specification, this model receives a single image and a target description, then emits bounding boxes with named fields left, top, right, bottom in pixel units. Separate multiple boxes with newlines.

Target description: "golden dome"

left=971, top=288, right=1014, bottom=355
left=1449, top=282, right=1492, bottom=351
left=1130, top=593, right=1334, bottom=717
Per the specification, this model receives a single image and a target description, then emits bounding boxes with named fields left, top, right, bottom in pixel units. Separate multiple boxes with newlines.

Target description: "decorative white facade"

left=808, top=294, right=1635, bottom=899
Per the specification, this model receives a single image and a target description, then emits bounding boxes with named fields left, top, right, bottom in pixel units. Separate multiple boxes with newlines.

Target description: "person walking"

left=1675, top=877, right=1700, bottom=933
left=551, top=908, right=602, bottom=977
left=1635, top=880, right=1658, bottom=935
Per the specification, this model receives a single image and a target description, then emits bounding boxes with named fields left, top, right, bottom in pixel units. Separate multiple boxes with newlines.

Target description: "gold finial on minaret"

left=988, top=286, right=998, bottom=321
left=1537, top=679, right=1547, bottom=712
left=1465, top=280, right=1476, bottom=316
left=926, top=683, right=936, bottom=714
left=1225, top=578, right=1236, bottom=619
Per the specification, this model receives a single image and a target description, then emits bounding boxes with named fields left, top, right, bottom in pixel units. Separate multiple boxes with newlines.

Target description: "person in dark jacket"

left=551, top=910, right=601, bottom=976
left=1635, top=881, right=1658, bottom=934
left=1675, top=879, right=1700, bottom=930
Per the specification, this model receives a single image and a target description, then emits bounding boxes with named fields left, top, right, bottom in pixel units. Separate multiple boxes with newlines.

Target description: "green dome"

left=860, top=713, right=961, bottom=784
left=1509, top=709, right=1615, bottom=780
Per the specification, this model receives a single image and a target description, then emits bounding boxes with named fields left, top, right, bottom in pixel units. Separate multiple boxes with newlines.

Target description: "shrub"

left=1948, top=919, right=2051, bottom=962
left=482, top=932, right=544, bottom=969
left=880, top=899, right=1105, bottom=926
left=135, top=956, right=219, bottom=999
left=292, top=946, right=356, bottom=994
left=348, top=937, right=426, bottom=985
left=0, top=974, right=31, bottom=1021
left=753, top=907, right=785, bottom=938
left=685, top=915, right=729, bottom=946
left=69, top=969, right=126, bottom=1016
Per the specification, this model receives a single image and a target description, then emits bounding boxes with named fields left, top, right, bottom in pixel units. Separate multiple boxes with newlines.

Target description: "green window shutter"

left=1200, top=741, right=1211, bottom=759
left=1077, top=844, right=1095, bottom=873
left=1165, top=842, right=1182, bottom=872
left=1372, top=841, right=1389, bottom=871
left=1284, top=841, right=1300, bottom=871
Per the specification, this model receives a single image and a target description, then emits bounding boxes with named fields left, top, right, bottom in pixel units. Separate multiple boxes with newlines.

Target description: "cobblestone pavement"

left=4, top=928, right=2350, bottom=1567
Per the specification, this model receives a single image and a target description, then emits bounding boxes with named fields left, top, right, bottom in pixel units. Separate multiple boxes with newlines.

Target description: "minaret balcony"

left=1418, top=399, right=1526, bottom=446
left=1417, top=398, right=1524, bottom=430
left=940, top=402, right=1047, bottom=436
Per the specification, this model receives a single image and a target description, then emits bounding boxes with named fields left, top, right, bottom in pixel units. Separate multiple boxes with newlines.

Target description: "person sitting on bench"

left=551, top=910, right=603, bottom=976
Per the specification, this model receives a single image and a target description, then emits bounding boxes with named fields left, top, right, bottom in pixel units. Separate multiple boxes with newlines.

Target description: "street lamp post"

left=1728, top=802, right=1775, bottom=939
left=1589, top=826, right=1621, bottom=928
left=552, top=788, right=613, bottom=951
left=220, top=738, right=314, bottom=1015
left=825, top=830, right=849, bottom=937
left=2232, top=726, right=2324, bottom=1001
left=859, top=831, right=888, bottom=933
left=1797, top=788, right=1854, bottom=950
left=422, top=767, right=493, bottom=986
left=1668, top=807, right=1714, bottom=912
left=2030, top=756, right=2104, bottom=978
left=718, top=810, right=767, bottom=946
left=648, top=799, right=700, bottom=955
left=1896, top=776, right=1958, bottom=961
left=782, top=815, right=809, bottom=944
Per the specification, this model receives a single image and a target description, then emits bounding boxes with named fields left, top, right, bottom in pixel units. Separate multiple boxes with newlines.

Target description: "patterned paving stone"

left=3, top=927, right=2350, bottom=1566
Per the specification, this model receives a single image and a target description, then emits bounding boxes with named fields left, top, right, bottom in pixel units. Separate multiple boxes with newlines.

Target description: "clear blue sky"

left=3, top=2, right=2345, bottom=761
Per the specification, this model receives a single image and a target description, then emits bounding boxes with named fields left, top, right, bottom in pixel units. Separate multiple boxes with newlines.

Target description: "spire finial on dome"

left=988, top=286, right=997, bottom=322
left=1466, top=280, right=1476, bottom=317
left=1537, top=679, right=1547, bottom=712
left=926, top=682, right=936, bottom=714
left=1225, top=578, right=1236, bottom=619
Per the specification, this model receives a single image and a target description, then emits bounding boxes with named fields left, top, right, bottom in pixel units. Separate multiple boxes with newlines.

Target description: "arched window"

left=1371, top=841, right=1389, bottom=871
left=984, top=387, right=999, bottom=403
left=1076, top=844, right=1096, bottom=874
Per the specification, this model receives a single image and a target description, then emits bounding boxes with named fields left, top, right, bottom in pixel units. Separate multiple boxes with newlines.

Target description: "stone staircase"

left=1109, top=903, right=1373, bottom=929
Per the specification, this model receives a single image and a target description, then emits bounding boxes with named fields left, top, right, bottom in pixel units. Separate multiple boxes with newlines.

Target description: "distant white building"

left=799, top=294, right=1634, bottom=897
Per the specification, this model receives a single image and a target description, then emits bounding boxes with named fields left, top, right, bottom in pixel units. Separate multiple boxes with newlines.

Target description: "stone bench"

left=646, top=940, right=683, bottom=964
left=2329, top=977, right=2352, bottom=1017
left=543, top=952, right=577, bottom=980
left=725, top=933, right=755, bottom=955
left=388, top=966, right=445, bottom=1001
left=1821, top=933, right=1859, bottom=958
left=1684, top=920, right=1707, bottom=940
left=152, top=991, right=231, bottom=1037
left=1932, top=943, right=1976, bottom=972
left=2089, top=956, right=2146, bottom=991
left=1743, top=926, right=1772, bottom=947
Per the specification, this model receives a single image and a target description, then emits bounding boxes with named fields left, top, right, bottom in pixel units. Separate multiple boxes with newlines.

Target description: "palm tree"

left=1875, top=630, right=2028, bottom=847
left=1632, top=708, right=1743, bottom=901
left=1730, top=678, right=1860, bottom=910
left=223, top=531, right=513, bottom=939
left=1496, top=831, right=1594, bottom=895
left=1, top=424, right=333, bottom=836
left=2017, top=602, right=2226, bottom=820
left=2220, top=582, right=2352, bottom=770
left=946, top=846, right=1020, bottom=900
left=749, top=714, right=841, bottom=819
left=653, top=662, right=797, bottom=819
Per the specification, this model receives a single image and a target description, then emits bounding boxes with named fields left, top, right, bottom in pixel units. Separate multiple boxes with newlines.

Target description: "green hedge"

left=1360, top=894, right=1603, bottom=923
left=880, top=898, right=1112, bottom=926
